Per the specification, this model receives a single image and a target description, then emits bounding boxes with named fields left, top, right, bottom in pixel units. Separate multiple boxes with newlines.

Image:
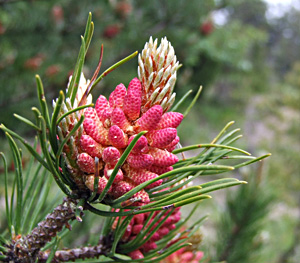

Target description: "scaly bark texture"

left=38, top=236, right=110, bottom=262
left=5, top=198, right=79, bottom=263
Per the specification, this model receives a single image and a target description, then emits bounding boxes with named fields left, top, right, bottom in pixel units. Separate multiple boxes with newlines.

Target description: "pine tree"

left=0, top=13, right=270, bottom=263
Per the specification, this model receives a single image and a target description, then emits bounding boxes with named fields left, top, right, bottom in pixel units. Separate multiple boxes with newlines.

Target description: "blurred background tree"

left=0, top=0, right=299, bottom=262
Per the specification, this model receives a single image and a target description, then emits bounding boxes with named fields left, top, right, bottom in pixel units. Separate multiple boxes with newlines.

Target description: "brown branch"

left=37, top=238, right=110, bottom=263
left=4, top=197, right=80, bottom=263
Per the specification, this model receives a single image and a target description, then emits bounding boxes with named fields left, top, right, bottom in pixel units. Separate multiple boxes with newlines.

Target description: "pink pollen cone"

left=84, top=107, right=99, bottom=122
left=123, top=78, right=142, bottom=120
left=111, top=107, right=132, bottom=132
left=136, top=105, right=163, bottom=131
left=128, top=135, right=149, bottom=154
left=108, top=125, right=128, bottom=148
left=128, top=250, right=144, bottom=260
left=83, top=117, right=110, bottom=145
left=148, top=165, right=173, bottom=175
left=85, top=175, right=112, bottom=194
left=102, top=146, right=120, bottom=166
left=104, top=164, right=124, bottom=182
left=95, top=95, right=110, bottom=119
left=126, top=169, right=162, bottom=189
left=148, top=148, right=178, bottom=167
left=127, top=153, right=154, bottom=169
left=158, top=112, right=183, bottom=129
left=76, top=153, right=95, bottom=174
left=109, top=83, right=127, bottom=108
left=80, top=134, right=103, bottom=158
left=165, top=135, right=180, bottom=152
left=147, top=128, right=177, bottom=148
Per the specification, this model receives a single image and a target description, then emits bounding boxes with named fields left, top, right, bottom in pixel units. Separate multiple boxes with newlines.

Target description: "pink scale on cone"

left=158, top=112, right=184, bottom=129
left=111, top=179, right=135, bottom=199
left=157, top=226, right=169, bottom=236
left=76, top=153, right=95, bottom=174
left=134, top=213, right=145, bottom=224
left=132, top=224, right=144, bottom=235
left=104, top=164, right=124, bottom=182
left=84, top=107, right=99, bottom=122
left=128, top=250, right=144, bottom=260
left=148, top=165, right=173, bottom=175
left=181, top=251, right=195, bottom=261
left=136, top=105, right=163, bottom=131
left=150, top=232, right=160, bottom=242
left=85, top=175, right=112, bottom=194
left=108, top=125, right=128, bottom=148
left=95, top=95, right=110, bottom=118
left=143, top=241, right=157, bottom=253
left=127, top=153, right=154, bottom=169
left=126, top=169, right=162, bottom=189
left=121, top=224, right=132, bottom=242
left=132, top=189, right=150, bottom=204
left=147, top=128, right=177, bottom=148
left=80, top=134, right=103, bottom=158
left=109, top=83, right=127, bottom=108
left=165, top=135, right=180, bottom=152
left=128, top=135, right=149, bottom=154
left=100, top=108, right=113, bottom=128
left=83, top=117, right=110, bottom=145
left=123, top=78, right=142, bottom=120
left=111, top=107, right=132, bottom=132
left=148, top=148, right=178, bottom=167
left=102, top=146, right=120, bottom=166
left=168, top=224, right=176, bottom=231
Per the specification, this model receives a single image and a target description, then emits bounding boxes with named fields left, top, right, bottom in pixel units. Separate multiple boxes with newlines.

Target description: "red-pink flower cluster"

left=77, top=77, right=183, bottom=204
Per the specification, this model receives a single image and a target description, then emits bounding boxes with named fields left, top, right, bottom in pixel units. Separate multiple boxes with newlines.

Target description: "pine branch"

left=215, top=162, right=273, bottom=263
left=37, top=237, right=110, bottom=263
left=4, top=197, right=80, bottom=263
left=218, top=223, right=243, bottom=261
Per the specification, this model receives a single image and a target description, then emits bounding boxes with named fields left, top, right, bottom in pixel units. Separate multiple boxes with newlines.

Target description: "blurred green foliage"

left=0, top=0, right=265, bottom=134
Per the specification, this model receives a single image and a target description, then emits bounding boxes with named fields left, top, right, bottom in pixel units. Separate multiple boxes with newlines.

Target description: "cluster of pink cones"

left=81, top=77, right=183, bottom=204
left=52, top=36, right=206, bottom=260
left=56, top=37, right=183, bottom=205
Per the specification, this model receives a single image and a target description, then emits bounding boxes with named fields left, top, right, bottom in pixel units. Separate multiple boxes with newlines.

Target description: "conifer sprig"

left=0, top=12, right=271, bottom=263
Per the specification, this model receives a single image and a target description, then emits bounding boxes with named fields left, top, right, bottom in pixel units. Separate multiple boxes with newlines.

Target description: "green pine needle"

left=183, top=85, right=202, bottom=117
left=170, top=89, right=193, bottom=112
left=5, top=133, right=23, bottom=235
left=45, top=237, right=61, bottom=263
left=13, top=114, right=40, bottom=131
left=90, top=51, right=138, bottom=94
left=0, top=124, right=50, bottom=171
left=36, top=75, right=51, bottom=129
left=0, top=152, right=11, bottom=237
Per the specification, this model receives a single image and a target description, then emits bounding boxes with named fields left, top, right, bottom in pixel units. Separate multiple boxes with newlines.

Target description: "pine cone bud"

left=138, top=37, right=180, bottom=113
